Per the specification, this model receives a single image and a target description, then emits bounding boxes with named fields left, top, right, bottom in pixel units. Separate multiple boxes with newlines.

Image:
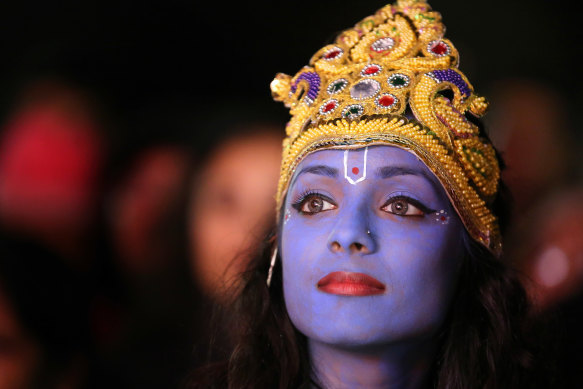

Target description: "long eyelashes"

left=379, top=191, right=439, bottom=218
left=291, top=190, right=336, bottom=215
left=381, top=194, right=436, bottom=215
left=291, top=189, right=324, bottom=209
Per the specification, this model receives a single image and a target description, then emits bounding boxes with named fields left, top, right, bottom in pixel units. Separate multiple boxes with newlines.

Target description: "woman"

left=186, top=122, right=283, bottom=369
left=188, top=123, right=282, bottom=301
left=189, top=0, right=549, bottom=387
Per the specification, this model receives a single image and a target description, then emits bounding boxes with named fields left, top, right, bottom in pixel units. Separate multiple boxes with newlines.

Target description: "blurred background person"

left=486, top=78, right=582, bottom=308
left=0, top=232, right=92, bottom=389
left=107, top=144, right=191, bottom=280
left=187, top=123, right=282, bottom=302
left=0, top=80, right=106, bottom=267
left=182, top=117, right=283, bottom=375
left=487, top=78, right=583, bottom=387
left=512, top=190, right=583, bottom=310
left=486, top=79, right=574, bottom=218
left=90, top=108, right=197, bottom=388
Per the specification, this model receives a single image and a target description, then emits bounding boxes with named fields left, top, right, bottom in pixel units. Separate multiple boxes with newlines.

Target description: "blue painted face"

left=281, top=145, right=466, bottom=347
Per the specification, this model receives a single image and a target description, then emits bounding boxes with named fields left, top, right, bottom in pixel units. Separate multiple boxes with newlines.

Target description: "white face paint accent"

left=284, top=208, right=292, bottom=225
left=433, top=209, right=450, bottom=225
left=343, top=147, right=368, bottom=185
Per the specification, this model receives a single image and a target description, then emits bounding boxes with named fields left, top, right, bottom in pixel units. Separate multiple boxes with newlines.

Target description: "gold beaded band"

left=271, top=0, right=501, bottom=255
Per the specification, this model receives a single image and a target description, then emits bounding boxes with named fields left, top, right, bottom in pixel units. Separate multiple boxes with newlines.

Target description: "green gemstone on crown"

left=327, top=79, right=348, bottom=94
left=391, top=76, right=407, bottom=86
left=332, top=82, right=344, bottom=92
left=387, top=73, right=410, bottom=89
left=343, top=104, right=364, bottom=118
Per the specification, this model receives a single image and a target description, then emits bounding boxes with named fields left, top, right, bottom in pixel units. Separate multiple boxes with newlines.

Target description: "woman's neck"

left=309, top=339, right=436, bottom=389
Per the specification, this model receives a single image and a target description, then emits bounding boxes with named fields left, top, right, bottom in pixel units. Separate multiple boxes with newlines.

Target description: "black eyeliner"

left=291, top=190, right=336, bottom=213
left=382, top=194, right=436, bottom=214
left=291, top=189, right=320, bottom=210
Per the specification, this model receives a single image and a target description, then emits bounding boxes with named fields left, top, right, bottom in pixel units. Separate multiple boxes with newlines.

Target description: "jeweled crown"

left=271, top=0, right=501, bottom=254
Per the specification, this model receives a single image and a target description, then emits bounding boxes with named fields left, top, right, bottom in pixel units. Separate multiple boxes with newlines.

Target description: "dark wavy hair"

left=186, top=129, right=553, bottom=388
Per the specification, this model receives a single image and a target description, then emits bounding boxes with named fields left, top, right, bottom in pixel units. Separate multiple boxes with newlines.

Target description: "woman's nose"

left=327, top=204, right=376, bottom=255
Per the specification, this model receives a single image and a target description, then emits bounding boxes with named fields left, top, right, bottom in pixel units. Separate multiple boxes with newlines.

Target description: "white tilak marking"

left=343, top=147, right=368, bottom=185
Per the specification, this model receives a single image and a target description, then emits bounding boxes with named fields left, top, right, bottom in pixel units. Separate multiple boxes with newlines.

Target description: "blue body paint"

left=280, top=145, right=465, bottom=388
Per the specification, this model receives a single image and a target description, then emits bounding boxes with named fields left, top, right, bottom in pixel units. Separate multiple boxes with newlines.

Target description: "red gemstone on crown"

left=430, top=41, right=449, bottom=56
left=323, top=101, right=336, bottom=113
left=324, top=49, right=342, bottom=59
left=378, top=95, right=395, bottom=107
left=352, top=167, right=359, bottom=175
left=365, top=66, right=379, bottom=75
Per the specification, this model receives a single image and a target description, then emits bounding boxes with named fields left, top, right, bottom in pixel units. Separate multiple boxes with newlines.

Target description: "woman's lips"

left=317, top=271, right=386, bottom=296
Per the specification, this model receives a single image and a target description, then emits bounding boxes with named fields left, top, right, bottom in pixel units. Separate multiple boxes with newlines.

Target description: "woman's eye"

left=297, top=195, right=336, bottom=215
left=381, top=198, right=425, bottom=216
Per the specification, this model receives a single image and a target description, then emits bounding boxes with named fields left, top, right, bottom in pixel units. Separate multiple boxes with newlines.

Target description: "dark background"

left=0, top=0, right=580, bottom=146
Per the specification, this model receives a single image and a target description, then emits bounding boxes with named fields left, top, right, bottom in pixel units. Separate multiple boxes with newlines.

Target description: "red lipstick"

left=317, top=271, right=385, bottom=296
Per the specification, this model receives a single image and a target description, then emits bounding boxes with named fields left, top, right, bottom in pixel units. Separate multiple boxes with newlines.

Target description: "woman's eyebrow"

left=297, top=165, right=338, bottom=178
left=376, top=166, right=434, bottom=182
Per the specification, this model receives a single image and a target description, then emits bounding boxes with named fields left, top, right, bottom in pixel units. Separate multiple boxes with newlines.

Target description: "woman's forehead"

left=291, top=145, right=438, bottom=186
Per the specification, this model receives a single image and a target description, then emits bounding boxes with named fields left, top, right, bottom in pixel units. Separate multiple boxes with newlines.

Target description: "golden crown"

left=271, top=0, right=501, bottom=254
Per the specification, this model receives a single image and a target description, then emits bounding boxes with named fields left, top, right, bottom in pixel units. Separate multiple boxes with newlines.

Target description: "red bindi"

left=352, top=167, right=359, bottom=174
